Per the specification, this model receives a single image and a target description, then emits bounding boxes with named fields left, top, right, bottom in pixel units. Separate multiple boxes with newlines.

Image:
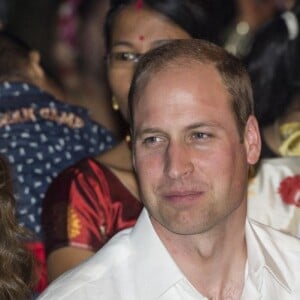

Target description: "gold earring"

left=112, top=96, right=119, bottom=111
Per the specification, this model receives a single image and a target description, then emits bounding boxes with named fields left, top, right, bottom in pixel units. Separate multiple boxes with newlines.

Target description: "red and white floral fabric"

left=248, top=157, right=300, bottom=237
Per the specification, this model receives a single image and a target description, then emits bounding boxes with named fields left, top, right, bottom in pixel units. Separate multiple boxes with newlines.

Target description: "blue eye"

left=142, top=136, right=165, bottom=147
left=191, top=132, right=210, bottom=140
left=143, top=136, right=159, bottom=144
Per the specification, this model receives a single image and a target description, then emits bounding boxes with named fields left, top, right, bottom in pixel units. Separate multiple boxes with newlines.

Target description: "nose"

left=164, top=141, right=194, bottom=180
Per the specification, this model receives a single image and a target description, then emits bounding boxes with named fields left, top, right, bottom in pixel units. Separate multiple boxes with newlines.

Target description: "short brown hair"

left=128, top=39, right=254, bottom=140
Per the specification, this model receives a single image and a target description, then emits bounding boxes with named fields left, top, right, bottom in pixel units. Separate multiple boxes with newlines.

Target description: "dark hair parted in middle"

left=104, top=0, right=217, bottom=50
left=128, top=39, right=254, bottom=140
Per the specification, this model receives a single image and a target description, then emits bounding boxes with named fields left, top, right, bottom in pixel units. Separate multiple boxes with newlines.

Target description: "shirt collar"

left=131, top=209, right=186, bottom=300
left=245, top=218, right=292, bottom=295
left=130, top=210, right=292, bottom=299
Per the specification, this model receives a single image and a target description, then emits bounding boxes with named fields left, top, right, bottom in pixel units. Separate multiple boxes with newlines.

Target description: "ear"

left=28, top=50, right=44, bottom=79
left=244, top=115, right=261, bottom=165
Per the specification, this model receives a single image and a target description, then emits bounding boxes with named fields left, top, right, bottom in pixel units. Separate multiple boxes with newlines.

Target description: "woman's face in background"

left=107, top=4, right=191, bottom=120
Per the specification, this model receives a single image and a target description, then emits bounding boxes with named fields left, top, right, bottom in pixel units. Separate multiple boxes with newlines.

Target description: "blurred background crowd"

left=0, top=0, right=299, bottom=298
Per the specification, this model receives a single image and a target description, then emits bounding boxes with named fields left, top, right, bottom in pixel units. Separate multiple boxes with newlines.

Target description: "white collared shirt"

left=39, top=209, right=300, bottom=300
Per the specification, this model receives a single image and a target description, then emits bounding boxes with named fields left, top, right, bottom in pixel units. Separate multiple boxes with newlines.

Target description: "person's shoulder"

left=38, top=228, right=134, bottom=300
left=45, top=157, right=108, bottom=192
left=56, top=157, right=104, bottom=177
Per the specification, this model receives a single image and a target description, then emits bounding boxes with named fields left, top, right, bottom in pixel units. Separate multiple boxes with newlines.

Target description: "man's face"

left=133, top=62, right=260, bottom=235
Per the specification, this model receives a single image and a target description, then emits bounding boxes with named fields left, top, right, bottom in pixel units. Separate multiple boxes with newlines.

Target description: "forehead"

left=133, top=62, right=234, bottom=128
left=110, top=5, right=190, bottom=45
left=140, top=61, right=228, bottom=105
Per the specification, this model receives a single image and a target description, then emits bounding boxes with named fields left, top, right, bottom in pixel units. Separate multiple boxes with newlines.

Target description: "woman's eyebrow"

left=111, top=41, right=133, bottom=48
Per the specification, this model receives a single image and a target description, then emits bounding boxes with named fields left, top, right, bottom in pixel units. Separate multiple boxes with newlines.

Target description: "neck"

left=153, top=201, right=247, bottom=299
left=98, top=139, right=132, bottom=171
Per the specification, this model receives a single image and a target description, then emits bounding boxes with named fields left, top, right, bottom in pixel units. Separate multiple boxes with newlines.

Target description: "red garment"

left=26, top=241, right=47, bottom=293
left=42, top=158, right=142, bottom=255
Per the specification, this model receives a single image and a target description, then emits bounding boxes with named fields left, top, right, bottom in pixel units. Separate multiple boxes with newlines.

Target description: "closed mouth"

left=162, top=191, right=204, bottom=203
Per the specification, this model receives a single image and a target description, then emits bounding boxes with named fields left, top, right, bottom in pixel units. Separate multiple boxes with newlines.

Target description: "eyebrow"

left=111, top=39, right=178, bottom=50
left=111, top=41, right=134, bottom=48
left=135, top=127, right=163, bottom=138
left=135, top=122, right=222, bottom=137
left=185, top=122, right=222, bottom=131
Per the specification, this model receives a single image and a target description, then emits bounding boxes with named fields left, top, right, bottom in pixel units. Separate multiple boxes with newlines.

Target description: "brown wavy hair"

left=0, top=156, right=37, bottom=300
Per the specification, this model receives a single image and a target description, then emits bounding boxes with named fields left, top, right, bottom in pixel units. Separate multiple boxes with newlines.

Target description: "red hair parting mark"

left=135, top=0, right=143, bottom=10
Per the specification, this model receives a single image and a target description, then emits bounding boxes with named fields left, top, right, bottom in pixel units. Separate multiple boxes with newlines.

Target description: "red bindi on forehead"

left=139, top=35, right=145, bottom=41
